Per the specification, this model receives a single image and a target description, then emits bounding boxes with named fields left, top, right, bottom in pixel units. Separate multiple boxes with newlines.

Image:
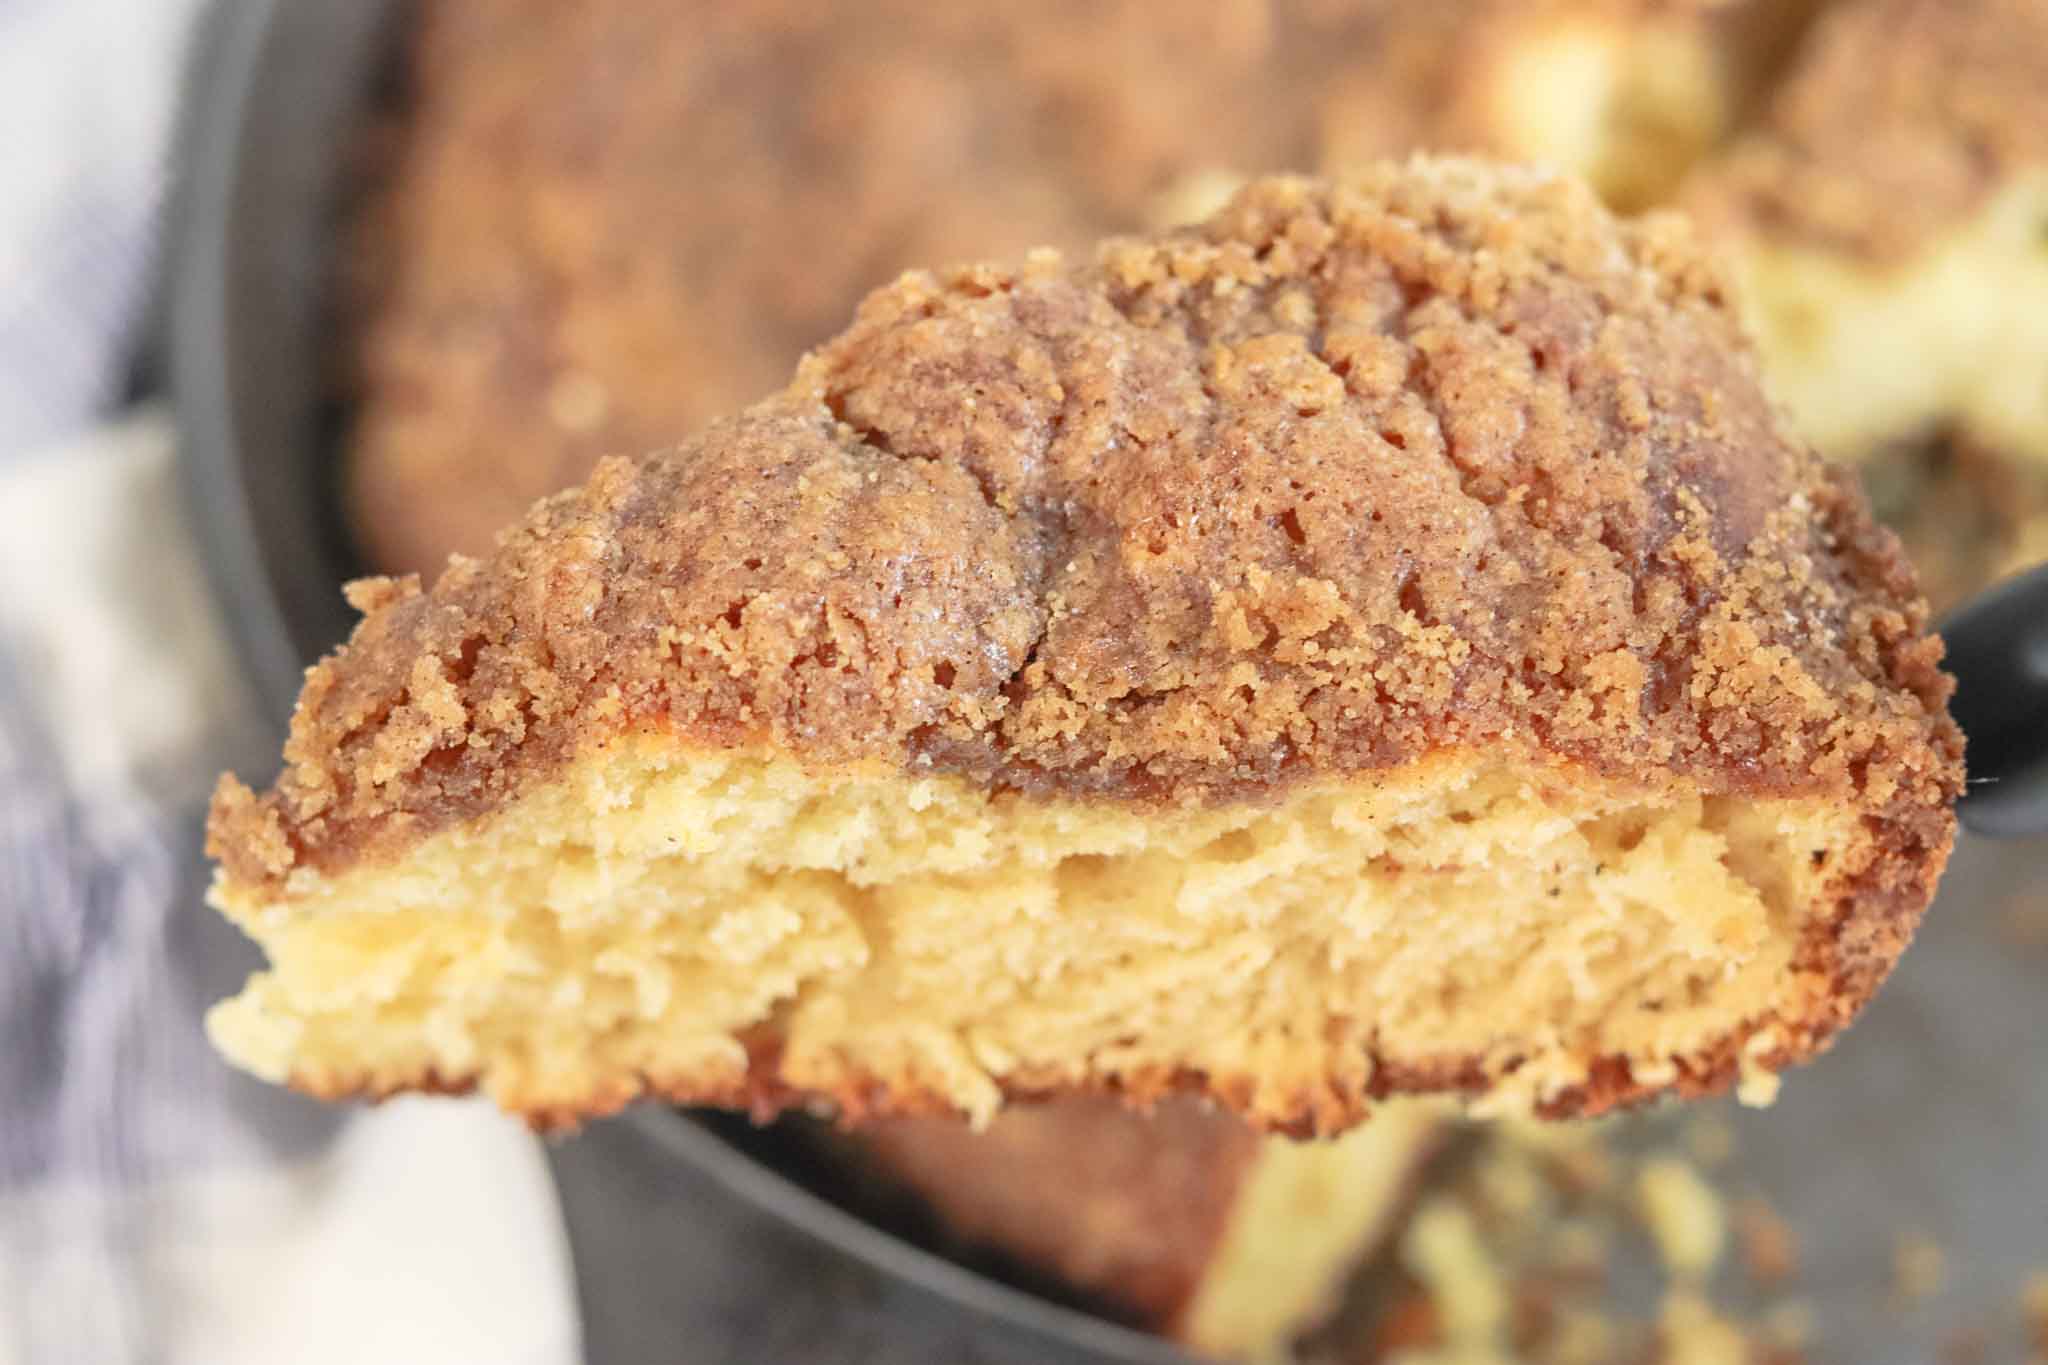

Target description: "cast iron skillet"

left=168, top=1, right=1185, bottom=1361
left=170, top=0, right=2048, bottom=1358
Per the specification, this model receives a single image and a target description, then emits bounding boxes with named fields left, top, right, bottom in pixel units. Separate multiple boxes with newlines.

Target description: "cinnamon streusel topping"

left=214, top=162, right=1961, bottom=899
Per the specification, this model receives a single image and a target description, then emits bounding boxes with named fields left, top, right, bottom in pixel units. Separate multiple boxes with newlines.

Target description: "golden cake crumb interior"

left=211, top=740, right=1851, bottom=1125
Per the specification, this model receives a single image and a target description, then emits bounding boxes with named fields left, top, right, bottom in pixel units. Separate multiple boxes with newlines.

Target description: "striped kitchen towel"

left=0, top=0, right=577, bottom=1357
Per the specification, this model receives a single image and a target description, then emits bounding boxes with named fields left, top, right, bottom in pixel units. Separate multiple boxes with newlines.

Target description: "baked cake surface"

left=210, top=161, right=1961, bottom=1132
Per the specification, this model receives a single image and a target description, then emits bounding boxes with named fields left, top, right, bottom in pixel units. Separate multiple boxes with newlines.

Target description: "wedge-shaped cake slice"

left=207, top=159, right=1962, bottom=1132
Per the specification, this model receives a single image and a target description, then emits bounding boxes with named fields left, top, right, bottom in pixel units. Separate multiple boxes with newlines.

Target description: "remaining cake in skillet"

left=852, top=1097, right=1445, bottom=1359
left=343, top=0, right=1773, bottom=580
left=1313, top=0, right=1817, bottom=216
left=1684, top=0, right=2048, bottom=471
left=1679, top=0, right=2048, bottom=611
left=209, top=161, right=1962, bottom=1133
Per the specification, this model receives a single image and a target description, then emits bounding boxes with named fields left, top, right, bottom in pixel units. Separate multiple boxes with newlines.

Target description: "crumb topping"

left=213, top=161, right=1961, bottom=892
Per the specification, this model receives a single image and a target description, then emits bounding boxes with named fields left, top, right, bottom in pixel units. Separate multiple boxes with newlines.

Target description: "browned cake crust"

left=215, top=161, right=1962, bottom=1123
left=1685, top=0, right=2048, bottom=263
left=854, top=1098, right=1265, bottom=1332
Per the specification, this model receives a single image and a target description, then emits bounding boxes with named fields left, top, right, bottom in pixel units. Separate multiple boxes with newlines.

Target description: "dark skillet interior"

left=168, top=0, right=1187, bottom=1360
left=172, top=0, right=377, bottom=717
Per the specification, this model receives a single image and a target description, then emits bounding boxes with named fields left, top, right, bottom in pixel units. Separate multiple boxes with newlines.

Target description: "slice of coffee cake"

left=207, top=160, right=1961, bottom=1132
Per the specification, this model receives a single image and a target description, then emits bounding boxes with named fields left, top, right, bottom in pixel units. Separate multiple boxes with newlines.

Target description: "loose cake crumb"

left=1997, top=894, right=2048, bottom=953
left=2019, top=1268, right=2048, bottom=1353
left=1638, top=1157, right=1728, bottom=1281
left=1402, top=1199, right=1511, bottom=1352
left=1344, top=1113, right=1816, bottom=1363
left=1546, top=1306, right=1617, bottom=1365
left=1736, top=1197, right=1800, bottom=1288
left=1474, top=1143, right=1551, bottom=1221
left=1659, top=1289, right=1750, bottom=1365
left=1891, top=1230, right=1947, bottom=1305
